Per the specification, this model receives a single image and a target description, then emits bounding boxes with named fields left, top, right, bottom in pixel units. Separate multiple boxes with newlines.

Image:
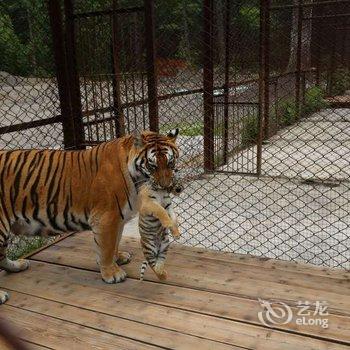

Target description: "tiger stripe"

left=0, top=130, right=180, bottom=304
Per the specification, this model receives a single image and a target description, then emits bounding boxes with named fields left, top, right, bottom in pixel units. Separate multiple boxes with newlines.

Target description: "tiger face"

left=131, top=129, right=179, bottom=190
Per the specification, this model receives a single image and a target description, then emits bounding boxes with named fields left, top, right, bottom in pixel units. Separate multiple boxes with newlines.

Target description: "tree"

left=287, top=0, right=313, bottom=71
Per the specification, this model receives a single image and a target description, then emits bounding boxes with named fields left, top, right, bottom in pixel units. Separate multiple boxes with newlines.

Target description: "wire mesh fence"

left=0, top=1, right=63, bottom=259
left=1, top=0, right=350, bottom=269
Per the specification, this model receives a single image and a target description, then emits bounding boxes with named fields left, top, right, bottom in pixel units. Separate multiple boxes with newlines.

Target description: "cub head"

left=130, top=128, right=180, bottom=189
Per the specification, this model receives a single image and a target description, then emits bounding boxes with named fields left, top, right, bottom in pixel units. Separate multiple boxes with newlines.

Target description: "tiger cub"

left=138, top=180, right=183, bottom=281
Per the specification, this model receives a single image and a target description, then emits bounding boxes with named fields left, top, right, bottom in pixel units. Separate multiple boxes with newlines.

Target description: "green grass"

left=7, top=236, right=49, bottom=260
left=161, top=122, right=225, bottom=137
left=241, top=115, right=259, bottom=146
left=302, top=86, right=329, bottom=115
left=330, top=68, right=350, bottom=96
left=273, top=86, right=329, bottom=129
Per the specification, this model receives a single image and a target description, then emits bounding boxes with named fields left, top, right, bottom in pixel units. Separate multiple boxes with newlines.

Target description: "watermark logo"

left=258, top=299, right=329, bottom=329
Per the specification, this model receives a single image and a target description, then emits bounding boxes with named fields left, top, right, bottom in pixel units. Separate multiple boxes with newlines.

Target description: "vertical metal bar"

left=48, top=0, right=76, bottom=149
left=274, top=80, right=278, bottom=132
left=328, top=34, right=337, bottom=95
left=314, top=19, right=321, bottom=86
left=111, top=0, right=125, bottom=137
left=144, top=0, right=159, bottom=132
left=257, top=0, right=270, bottom=176
left=64, top=0, right=85, bottom=149
left=263, top=1, right=270, bottom=139
left=295, top=0, right=303, bottom=119
left=203, top=0, right=215, bottom=172
left=301, top=70, right=306, bottom=107
left=223, top=0, right=230, bottom=166
left=340, top=29, right=346, bottom=65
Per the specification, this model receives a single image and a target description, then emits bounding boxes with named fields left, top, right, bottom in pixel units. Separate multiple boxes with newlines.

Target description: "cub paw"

left=157, top=270, right=168, bottom=281
left=101, top=264, right=127, bottom=284
left=115, top=251, right=132, bottom=265
left=170, top=225, right=180, bottom=239
left=153, top=261, right=168, bottom=280
left=0, top=290, right=9, bottom=305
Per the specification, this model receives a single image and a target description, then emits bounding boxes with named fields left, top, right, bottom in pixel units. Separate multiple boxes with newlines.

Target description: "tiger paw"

left=101, top=264, right=127, bottom=284
left=0, top=258, right=30, bottom=273
left=0, top=290, right=9, bottom=305
left=14, top=259, right=30, bottom=272
left=115, top=251, right=132, bottom=265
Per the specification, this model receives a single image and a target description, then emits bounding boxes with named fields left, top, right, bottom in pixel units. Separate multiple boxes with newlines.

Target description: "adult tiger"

left=0, top=129, right=179, bottom=304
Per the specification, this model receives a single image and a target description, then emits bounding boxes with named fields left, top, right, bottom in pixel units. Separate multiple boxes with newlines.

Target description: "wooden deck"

left=0, top=231, right=349, bottom=350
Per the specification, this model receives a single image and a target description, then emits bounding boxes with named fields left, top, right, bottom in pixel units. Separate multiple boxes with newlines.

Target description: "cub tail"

left=140, top=260, right=149, bottom=281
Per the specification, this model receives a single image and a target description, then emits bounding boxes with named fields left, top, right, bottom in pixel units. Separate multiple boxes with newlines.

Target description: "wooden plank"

left=57, top=232, right=350, bottom=280
left=122, top=235, right=350, bottom=279
left=64, top=234, right=350, bottom=295
left=0, top=339, right=48, bottom=350
left=0, top=339, right=47, bottom=350
left=23, top=344, right=52, bottom=350
left=1, top=262, right=349, bottom=348
left=1, top=305, right=159, bottom=350
left=5, top=290, right=238, bottom=350
left=32, top=235, right=350, bottom=315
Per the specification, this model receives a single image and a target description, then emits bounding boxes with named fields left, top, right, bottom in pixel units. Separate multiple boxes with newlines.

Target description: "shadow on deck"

left=0, top=231, right=349, bottom=349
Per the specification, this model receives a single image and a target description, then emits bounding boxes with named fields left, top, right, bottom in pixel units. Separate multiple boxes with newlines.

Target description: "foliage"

left=241, top=115, right=259, bottom=146
left=236, top=6, right=260, bottom=33
left=0, top=0, right=288, bottom=77
left=275, top=86, right=329, bottom=129
left=0, top=0, right=54, bottom=77
left=276, top=97, right=297, bottom=127
left=330, top=68, right=350, bottom=96
left=161, top=122, right=228, bottom=137
left=7, top=236, right=49, bottom=260
left=0, top=11, right=29, bottom=75
left=302, top=86, right=329, bottom=116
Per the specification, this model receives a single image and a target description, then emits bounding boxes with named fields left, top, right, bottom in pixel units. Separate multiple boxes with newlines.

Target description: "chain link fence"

left=1, top=0, right=350, bottom=269
left=0, top=1, right=62, bottom=259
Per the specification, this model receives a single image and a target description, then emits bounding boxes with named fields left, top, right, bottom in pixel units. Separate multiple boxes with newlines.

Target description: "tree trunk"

left=215, top=0, right=225, bottom=63
left=287, top=0, right=313, bottom=71
left=181, top=1, right=191, bottom=59
left=27, top=8, right=37, bottom=75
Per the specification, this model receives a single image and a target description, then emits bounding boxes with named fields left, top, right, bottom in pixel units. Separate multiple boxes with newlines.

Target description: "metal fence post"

left=203, top=0, right=215, bottom=172
left=144, top=0, right=159, bottom=132
left=328, top=33, right=337, bottom=95
left=64, top=0, right=86, bottom=149
left=314, top=18, right=321, bottom=86
left=295, top=0, right=303, bottom=118
left=48, top=0, right=76, bottom=150
left=222, top=0, right=231, bottom=166
left=263, top=0, right=270, bottom=139
left=111, top=0, right=125, bottom=137
left=258, top=0, right=270, bottom=176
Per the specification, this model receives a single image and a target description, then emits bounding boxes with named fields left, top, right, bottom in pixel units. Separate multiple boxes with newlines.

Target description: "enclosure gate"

left=203, top=0, right=265, bottom=175
left=49, top=0, right=158, bottom=148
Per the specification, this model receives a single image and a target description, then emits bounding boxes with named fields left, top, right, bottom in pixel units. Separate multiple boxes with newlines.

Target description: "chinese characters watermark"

left=258, top=299, right=329, bottom=329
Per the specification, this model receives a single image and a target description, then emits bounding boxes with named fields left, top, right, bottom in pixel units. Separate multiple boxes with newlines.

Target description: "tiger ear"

left=167, top=128, right=179, bottom=143
left=132, top=130, right=144, bottom=148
